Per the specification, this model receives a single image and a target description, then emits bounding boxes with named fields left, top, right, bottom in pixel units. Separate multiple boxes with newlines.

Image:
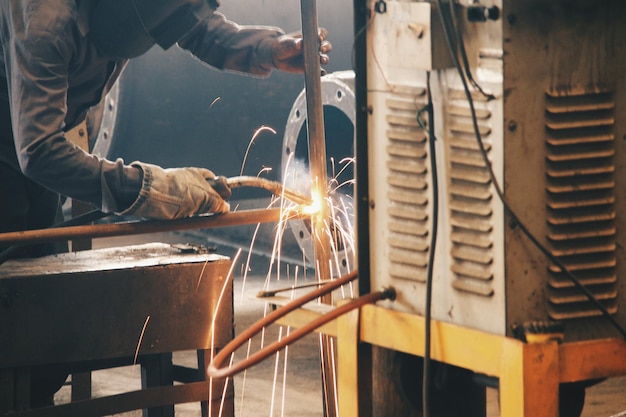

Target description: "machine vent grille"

left=446, top=90, right=495, bottom=297
left=385, top=85, right=430, bottom=282
left=545, top=87, right=618, bottom=320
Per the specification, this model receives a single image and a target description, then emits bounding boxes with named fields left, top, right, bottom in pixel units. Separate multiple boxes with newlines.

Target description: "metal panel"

left=367, top=0, right=506, bottom=334
left=365, top=0, right=626, bottom=340
left=502, top=0, right=626, bottom=340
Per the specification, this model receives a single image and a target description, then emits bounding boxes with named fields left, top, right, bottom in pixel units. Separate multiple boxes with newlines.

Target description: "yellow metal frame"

left=336, top=304, right=626, bottom=417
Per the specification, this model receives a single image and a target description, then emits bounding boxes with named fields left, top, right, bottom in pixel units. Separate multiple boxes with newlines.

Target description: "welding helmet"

left=90, top=0, right=220, bottom=59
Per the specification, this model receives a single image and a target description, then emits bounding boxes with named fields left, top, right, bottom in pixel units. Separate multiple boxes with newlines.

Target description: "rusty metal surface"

left=0, top=243, right=233, bottom=368
left=299, top=1, right=338, bottom=415
left=502, top=0, right=626, bottom=339
left=363, top=0, right=626, bottom=341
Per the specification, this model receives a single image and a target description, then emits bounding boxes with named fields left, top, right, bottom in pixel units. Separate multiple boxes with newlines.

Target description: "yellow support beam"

left=271, top=298, right=626, bottom=416
left=359, top=304, right=506, bottom=376
left=499, top=339, right=559, bottom=417
left=337, top=308, right=361, bottom=417
left=559, top=338, right=626, bottom=382
left=337, top=304, right=626, bottom=417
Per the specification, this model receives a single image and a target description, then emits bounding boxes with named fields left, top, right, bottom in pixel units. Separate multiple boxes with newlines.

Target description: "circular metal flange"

left=89, top=82, right=120, bottom=158
left=281, top=71, right=356, bottom=276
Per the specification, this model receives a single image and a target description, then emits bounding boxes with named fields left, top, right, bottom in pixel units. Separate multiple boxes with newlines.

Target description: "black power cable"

left=418, top=72, right=439, bottom=417
left=446, top=1, right=495, bottom=101
left=434, top=0, right=626, bottom=339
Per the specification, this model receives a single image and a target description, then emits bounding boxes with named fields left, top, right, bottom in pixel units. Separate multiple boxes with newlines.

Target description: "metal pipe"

left=0, top=209, right=294, bottom=246
left=208, top=270, right=359, bottom=380
left=300, top=1, right=337, bottom=416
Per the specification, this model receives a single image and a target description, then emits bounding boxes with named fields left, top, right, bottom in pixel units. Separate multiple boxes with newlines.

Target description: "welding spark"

left=232, top=150, right=355, bottom=416
left=238, top=338, right=253, bottom=417
left=280, top=326, right=291, bottom=417
left=240, top=219, right=265, bottom=303
left=329, top=179, right=356, bottom=197
left=240, top=125, right=278, bottom=176
left=269, top=326, right=284, bottom=416
left=257, top=167, right=273, bottom=177
left=208, top=97, right=222, bottom=110
left=209, top=249, right=240, bottom=417
left=218, top=354, right=235, bottom=417
left=196, top=258, right=210, bottom=291
left=134, top=316, right=151, bottom=365
left=210, top=249, right=241, bottom=354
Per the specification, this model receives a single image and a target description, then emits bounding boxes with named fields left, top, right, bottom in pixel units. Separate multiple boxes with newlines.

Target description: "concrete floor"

left=48, top=231, right=626, bottom=417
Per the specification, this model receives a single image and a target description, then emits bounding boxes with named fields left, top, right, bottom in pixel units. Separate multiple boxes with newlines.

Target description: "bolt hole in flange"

left=281, top=71, right=356, bottom=276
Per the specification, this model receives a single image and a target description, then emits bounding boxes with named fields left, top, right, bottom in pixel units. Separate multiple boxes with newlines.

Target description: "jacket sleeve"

left=6, top=3, right=141, bottom=213
left=177, top=12, right=285, bottom=77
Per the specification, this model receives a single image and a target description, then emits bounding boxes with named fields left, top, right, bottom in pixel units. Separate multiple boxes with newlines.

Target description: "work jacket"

left=0, top=0, right=283, bottom=213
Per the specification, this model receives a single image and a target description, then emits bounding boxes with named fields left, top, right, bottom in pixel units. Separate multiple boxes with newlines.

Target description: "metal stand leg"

left=197, top=350, right=210, bottom=417
left=71, top=372, right=92, bottom=402
left=141, top=353, right=174, bottom=417
left=500, top=339, right=559, bottom=417
left=338, top=308, right=363, bottom=417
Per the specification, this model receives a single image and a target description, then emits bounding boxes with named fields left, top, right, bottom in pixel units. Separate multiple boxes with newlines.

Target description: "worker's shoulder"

left=17, top=0, right=77, bottom=36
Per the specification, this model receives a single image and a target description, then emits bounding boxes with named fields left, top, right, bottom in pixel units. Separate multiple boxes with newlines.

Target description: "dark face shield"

left=89, top=0, right=219, bottom=59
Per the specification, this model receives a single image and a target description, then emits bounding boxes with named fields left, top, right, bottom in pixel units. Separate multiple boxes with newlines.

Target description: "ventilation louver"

left=545, top=87, right=618, bottom=320
left=385, top=85, right=431, bottom=282
left=446, top=90, right=496, bottom=297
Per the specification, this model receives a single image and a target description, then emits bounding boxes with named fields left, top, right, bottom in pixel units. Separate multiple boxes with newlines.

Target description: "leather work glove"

left=120, top=162, right=231, bottom=220
left=271, top=28, right=332, bottom=74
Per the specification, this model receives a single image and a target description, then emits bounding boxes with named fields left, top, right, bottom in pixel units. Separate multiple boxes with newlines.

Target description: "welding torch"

left=220, top=175, right=311, bottom=205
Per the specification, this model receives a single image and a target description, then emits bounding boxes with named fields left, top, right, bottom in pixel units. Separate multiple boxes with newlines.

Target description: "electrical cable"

left=446, top=1, right=495, bottom=100
left=421, top=71, right=440, bottom=417
left=434, top=0, right=626, bottom=339
left=208, top=270, right=395, bottom=379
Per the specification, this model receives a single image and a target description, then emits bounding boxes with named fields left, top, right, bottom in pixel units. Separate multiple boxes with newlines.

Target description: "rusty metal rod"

left=0, top=177, right=311, bottom=248
left=299, top=1, right=337, bottom=416
left=208, top=270, right=360, bottom=379
left=0, top=208, right=297, bottom=246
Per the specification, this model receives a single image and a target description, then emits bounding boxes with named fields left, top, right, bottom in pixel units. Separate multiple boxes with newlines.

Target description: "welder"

left=0, top=0, right=331, bottom=406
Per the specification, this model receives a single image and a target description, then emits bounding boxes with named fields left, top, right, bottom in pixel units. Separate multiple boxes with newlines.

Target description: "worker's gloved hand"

left=271, top=28, right=332, bottom=74
left=119, top=162, right=231, bottom=220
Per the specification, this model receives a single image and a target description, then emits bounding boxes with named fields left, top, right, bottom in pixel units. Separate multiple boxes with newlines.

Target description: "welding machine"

left=361, top=0, right=626, bottom=342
